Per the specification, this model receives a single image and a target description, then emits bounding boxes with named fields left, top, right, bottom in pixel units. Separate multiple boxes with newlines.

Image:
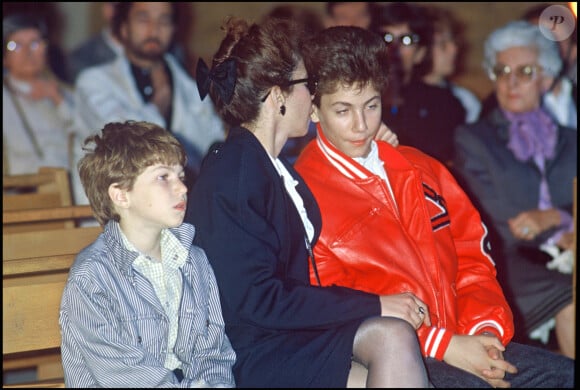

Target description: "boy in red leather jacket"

left=294, top=25, right=574, bottom=388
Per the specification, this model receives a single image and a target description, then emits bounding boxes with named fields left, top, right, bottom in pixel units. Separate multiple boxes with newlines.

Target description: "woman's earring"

left=280, top=105, right=286, bottom=116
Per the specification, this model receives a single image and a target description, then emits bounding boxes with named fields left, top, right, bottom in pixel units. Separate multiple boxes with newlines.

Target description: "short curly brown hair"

left=78, top=120, right=185, bottom=226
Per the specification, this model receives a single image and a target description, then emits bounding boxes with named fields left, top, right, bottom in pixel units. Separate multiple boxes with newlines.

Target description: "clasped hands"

left=444, top=333, right=518, bottom=388
left=379, top=292, right=519, bottom=388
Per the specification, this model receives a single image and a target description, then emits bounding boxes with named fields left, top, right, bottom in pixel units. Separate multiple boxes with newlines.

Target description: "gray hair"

left=483, top=20, right=562, bottom=79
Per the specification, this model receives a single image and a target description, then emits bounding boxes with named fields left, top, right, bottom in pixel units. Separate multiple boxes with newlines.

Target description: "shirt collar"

left=119, top=226, right=187, bottom=269
left=315, top=122, right=374, bottom=180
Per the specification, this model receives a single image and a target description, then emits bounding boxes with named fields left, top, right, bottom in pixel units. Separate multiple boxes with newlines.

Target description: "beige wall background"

left=56, top=2, right=570, bottom=100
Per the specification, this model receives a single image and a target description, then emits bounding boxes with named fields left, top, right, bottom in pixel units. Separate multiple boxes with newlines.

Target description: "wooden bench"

left=3, top=274, right=68, bottom=388
left=3, top=204, right=96, bottom=235
left=3, top=167, right=81, bottom=233
left=3, top=225, right=102, bottom=274
left=2, top=223, right=102, bottom=387
left=3, top=167, right=73, bottom=208
left=3, top=204, right=94, bottom=224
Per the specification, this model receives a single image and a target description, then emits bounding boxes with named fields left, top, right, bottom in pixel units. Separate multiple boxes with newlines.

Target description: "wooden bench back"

left=3, top=167, right=76, bottom=233
left=3, top=273, right=68, bottom=388
left=3, top=273, right=67, bottom=355
left=2, top=224, right=102, bottom=387
left=3, top=225, right=102, bottom=274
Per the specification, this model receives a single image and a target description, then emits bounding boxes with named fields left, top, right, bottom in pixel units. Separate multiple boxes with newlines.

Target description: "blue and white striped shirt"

left=59, top=221, right=236, bottom=387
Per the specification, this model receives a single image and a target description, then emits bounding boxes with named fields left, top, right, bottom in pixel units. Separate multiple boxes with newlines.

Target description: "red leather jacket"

left=295, top=130, right=514, bottom=360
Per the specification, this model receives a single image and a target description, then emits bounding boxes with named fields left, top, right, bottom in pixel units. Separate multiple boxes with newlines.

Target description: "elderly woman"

left=454, top=20, right=576, bottom=359
left=3, top=13, right=75, bottom=176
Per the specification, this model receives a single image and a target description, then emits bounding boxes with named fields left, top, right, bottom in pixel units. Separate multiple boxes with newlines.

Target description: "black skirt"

left=231, top=319, right=364, bottom=388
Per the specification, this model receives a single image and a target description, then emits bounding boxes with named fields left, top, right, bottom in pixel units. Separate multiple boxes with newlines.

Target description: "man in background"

left=324, top=2, right=374, bottom=29
left=70, top=2, right=225, bottom=205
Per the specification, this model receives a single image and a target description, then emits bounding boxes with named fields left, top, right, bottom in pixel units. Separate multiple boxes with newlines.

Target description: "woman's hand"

left=508, top=208, right=561, bottom=241
left=378, top=292, right=431, bottom=330
left=28, top=78, right=63, bottom=105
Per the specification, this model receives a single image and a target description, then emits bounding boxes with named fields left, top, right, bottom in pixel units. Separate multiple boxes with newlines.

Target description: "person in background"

left=187, top=16, right=430, bottom=388
left=324, top=2, right=375, bottom=29
left=59, top=120, right=236, bottom=388
left=3, top=2, right=70, bottom=84
left=422, top=5, right=481, bottom=124
left=65, top=2, right=193, bottom=85
left=370, top=2, right=466, bottom=167
left=70, top=2, right=225, bottom=205
left=3, top=13, right=75, bottom=176
left=267, top=4, right=325, bottom=37
left=295, top=24, right=574, bottom=388
left=522, top=3, right=576, bottom=129
left=454, top=20, right=576, bottom=359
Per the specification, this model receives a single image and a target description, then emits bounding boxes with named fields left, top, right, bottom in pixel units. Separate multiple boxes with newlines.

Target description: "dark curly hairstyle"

left=370, top=2, right=433, bottom=79
left=207, top=16, right=305, bottom=127
left=3, top=13, right=47, bottom=50
left=301, top=26, right=390, bottom=107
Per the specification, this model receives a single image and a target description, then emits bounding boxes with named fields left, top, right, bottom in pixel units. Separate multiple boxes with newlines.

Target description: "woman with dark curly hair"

left=187, top=16, right=429, bottom=388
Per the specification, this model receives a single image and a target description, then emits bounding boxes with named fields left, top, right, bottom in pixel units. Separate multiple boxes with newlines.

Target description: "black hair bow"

left=196, top=57, right=237, bottom=105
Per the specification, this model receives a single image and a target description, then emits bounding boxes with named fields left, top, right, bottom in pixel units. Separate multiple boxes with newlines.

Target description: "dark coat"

left=67, top=31, right=117, bottom=84
left=186, top=126, right=380, bottom=387
left=383, top=80, right=466, bottom=166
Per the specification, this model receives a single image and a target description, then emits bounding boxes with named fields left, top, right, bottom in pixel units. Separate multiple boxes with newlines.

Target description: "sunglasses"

left=490, top=64, right=542, bottom=83
left=382, top=33, right=420, bottom=46
left=261, top=78, right=317, bottom=102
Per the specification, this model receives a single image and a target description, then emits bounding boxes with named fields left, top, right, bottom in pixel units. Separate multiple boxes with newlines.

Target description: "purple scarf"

left=503, top=108, right=557, bottom=162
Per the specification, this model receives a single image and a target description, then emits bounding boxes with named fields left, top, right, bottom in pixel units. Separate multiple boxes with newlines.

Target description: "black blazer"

left=187, top=126, right=380, bottom=387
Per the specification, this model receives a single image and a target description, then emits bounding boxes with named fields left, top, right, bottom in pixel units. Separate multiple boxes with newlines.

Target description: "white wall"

left=57, top=2, right=93, bottom=50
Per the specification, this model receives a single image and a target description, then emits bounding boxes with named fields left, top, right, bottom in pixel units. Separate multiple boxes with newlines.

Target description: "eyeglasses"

left=382, top=33, right=420, bottom=47
left=5, top=39, right=46, bottom=53
left=261, top=78, right=316, bottom=102
left=490, top=64, right=542, bottom=83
